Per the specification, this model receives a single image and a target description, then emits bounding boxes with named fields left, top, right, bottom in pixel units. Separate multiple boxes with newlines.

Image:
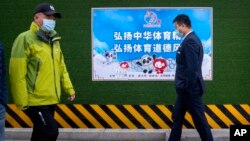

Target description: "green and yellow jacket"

left=9, top=22, right=75, bottom=110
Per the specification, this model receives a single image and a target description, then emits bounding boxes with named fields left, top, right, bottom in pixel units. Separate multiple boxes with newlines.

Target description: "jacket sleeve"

left=0, top=42, right=7, bottom=106
left=184, top=38, right=199, bottom=91
left=9, top=34, right=29, bottom=110
left=59, top=52, right=75, bottom=95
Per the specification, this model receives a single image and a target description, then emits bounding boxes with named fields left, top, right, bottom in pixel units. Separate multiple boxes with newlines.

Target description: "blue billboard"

left=92, top=7, right=213, bottom=81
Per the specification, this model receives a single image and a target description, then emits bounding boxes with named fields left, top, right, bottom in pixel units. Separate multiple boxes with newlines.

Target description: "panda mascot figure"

left=136, top=54, right=156, bottom=74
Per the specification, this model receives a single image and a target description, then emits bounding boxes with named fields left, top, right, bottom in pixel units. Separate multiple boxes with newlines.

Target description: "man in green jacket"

left=9, top=3, right=76, bottom=141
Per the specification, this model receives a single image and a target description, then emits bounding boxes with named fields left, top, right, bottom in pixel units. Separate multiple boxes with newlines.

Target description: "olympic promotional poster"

left=92, top=7, right=213, bottom=81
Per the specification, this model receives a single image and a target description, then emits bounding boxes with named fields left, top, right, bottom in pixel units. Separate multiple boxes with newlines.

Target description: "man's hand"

left=67, top=94, right=75, bottom=101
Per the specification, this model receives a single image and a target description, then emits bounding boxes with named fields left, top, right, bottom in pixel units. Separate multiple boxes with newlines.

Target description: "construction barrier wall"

left=1, top=1, right=250, bottom=129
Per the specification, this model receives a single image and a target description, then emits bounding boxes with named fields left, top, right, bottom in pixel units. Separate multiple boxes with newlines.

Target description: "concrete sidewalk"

left=5, top=128, right=229, bottom=141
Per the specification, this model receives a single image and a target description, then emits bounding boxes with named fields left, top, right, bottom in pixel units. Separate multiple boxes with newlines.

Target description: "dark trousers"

left=168, top=88, right=213, bottom=141
left=24, top=105, right=59, bottom=141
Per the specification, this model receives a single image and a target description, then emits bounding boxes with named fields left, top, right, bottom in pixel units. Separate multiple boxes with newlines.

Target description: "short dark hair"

left=173, top=14, right=191, bottom=28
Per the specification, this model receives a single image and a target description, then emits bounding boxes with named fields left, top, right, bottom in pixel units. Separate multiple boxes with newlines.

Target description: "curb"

left=5, top=128, right=229, bottom=141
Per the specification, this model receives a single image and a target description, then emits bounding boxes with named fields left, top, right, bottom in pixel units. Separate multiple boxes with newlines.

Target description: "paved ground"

left=5, top=128, right=230, bottom=141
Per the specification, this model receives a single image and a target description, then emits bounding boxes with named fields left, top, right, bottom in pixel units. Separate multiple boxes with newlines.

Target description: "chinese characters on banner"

left=113, top=31, right=181, bottom=54
left=92, top=7, right=213, bottom=81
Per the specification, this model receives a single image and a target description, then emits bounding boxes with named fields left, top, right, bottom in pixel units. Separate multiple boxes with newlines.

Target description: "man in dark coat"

left=0, top=41, right=7, bottom=140
left=168, top=14, right=213, bottom=141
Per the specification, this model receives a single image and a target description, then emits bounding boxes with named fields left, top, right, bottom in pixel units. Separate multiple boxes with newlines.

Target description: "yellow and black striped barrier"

left=6, top=104, right=250, bottom=129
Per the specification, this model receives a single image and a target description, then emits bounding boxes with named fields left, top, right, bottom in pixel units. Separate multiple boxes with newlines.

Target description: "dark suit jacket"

left=175, top=32, right=205, bottom=95
left=0, top=41, right=7, bottom=106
